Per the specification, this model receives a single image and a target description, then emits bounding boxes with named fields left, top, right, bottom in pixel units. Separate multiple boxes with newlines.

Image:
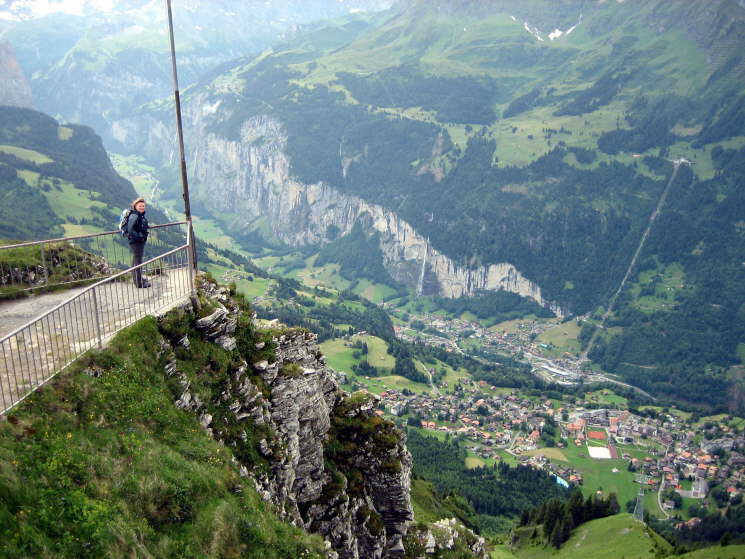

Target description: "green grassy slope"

left=0, top=316, right=326, bottom=558
left=680, top=544, right=745, bottom=559
left=510, top=512, right=745, bottom=559
left=513, top=514, right=671, bottom=559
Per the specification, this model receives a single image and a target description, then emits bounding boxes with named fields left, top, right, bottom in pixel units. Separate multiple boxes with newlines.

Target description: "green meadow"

left=514, top=514, right=671, bottom=559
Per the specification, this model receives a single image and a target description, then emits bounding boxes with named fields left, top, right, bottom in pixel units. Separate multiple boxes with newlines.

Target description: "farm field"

left=206, top=264, right=271, bottom=299
left=465, top=455, right=486, bottom=469
left=438, top=363, right=471, bottom=394
left=521, top=448, right=569, bottom=462
left=0, top=144, right=53, bottom=164
left=318, top=335, right=434, bottom=395
left=628, top=261, right=686, bottom=314
left=584, top=389, right=628, bottom=407
left=352, top=278, right=399, bottom=304
left=363, top=374, right=431, bottom=395
left=536, top=320, right=582, bottom=357
left=544, top=443, right=641, bottom=508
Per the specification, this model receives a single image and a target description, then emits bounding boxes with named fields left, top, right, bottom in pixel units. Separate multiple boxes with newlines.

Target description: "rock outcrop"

left=0, top=41, right=34, bottom=109
left=159, top=277, right=413, bottom=558
left=405, top=518, right=489, bottom=559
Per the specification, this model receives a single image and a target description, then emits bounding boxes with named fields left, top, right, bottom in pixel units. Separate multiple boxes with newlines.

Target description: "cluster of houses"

left=378, top=382, right=556, bottom=456
left=393, top=312, right=561, bottom=358
left=372, top=377, right=745, bottom=508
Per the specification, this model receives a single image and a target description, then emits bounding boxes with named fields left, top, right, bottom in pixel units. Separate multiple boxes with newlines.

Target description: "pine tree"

left=568, top=489, right=585, bottom=526
left=561, top=511, right=574, bottom=543
left=607, top=492, right=620, bottom=515
left=520, top=508, right=531, bottom=526
left=551, top=520, right=564, bottom=549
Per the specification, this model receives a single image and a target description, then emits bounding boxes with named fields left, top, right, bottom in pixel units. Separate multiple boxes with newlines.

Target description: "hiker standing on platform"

left=126, top=197, right=150, bottom=288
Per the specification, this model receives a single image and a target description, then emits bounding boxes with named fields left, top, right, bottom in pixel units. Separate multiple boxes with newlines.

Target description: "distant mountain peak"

left=0, top=0, right=395, bottom=22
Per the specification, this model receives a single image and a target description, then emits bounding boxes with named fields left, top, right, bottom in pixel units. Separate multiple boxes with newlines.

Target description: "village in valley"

left=366, top=377, right=745, bottom=523
left=339, top=308, right=745, bottom=524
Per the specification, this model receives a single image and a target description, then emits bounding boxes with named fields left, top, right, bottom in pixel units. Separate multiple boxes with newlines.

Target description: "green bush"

left=279, top=362, right=303, bottom=378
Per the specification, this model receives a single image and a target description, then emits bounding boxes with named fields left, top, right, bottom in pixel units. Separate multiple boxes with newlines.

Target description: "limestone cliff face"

left=163, top=278, right=413, bottom=558
left=0, top=41, right=34, bottom=109
left=182, top=109, right=562, bottom=315
left=116, top=90, right=561, bottom=314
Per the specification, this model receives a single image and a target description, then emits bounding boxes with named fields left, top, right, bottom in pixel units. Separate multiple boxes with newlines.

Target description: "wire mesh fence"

left=0, top=222, right=187, bottom=299
left=0, top=241, right=194, bottom=416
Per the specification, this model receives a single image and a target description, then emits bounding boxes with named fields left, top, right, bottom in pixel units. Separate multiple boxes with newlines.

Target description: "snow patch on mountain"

left=514, top=14, right=582, bottom=42
left=523, top=21, right=544, bottom=42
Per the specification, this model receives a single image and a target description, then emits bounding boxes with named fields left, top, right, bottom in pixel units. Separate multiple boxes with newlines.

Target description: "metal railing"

left=0, top=231, right=195, bottom=416
left=0, top=222, right=187, bottom=298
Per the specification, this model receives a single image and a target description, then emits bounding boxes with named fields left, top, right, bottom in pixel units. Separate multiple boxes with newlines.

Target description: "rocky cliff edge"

left=160, top=275, right=414, bottom=558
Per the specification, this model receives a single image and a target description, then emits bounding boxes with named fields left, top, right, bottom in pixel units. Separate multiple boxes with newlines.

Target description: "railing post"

left=91, top=287, right=103, bottom=349
left=187, top=224, right=197, bottom=302
left=40, top=244, right=49, bottom=287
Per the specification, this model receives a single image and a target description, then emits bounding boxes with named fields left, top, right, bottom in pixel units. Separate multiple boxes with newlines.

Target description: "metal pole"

left=165, top=0, right=198, bottom=300
left=1, top=341, right=10, bottom=412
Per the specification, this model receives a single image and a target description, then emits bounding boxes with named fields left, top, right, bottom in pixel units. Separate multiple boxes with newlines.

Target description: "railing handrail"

left=0, top=241, right=189, bottom=345
left=1, top=239, right=193, bottom=417
left=0, top=221, right=188, bottom=251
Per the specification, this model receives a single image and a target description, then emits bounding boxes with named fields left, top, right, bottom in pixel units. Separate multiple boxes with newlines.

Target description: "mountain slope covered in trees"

left=178, top=0, right=745, bottom=412
left=0, top=106, right=160, bottom=240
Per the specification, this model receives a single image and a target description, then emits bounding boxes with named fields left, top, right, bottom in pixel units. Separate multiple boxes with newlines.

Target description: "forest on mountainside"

left=0, top=106, right=165, bottom=240
left=589, top=152, right=745, bottom=412
left=407, top=429, right=568, bottom=535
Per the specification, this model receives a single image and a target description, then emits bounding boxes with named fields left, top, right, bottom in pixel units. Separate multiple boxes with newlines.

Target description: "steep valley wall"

left=117, top=100, right=563, bottom=316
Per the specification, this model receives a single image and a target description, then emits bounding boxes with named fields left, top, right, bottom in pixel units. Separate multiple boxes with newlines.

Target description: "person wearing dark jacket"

left=127, top=197, right=150, bottom=288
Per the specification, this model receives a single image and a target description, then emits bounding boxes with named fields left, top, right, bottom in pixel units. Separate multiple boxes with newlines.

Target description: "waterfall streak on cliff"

left=416, top=237, right=428, bottom=297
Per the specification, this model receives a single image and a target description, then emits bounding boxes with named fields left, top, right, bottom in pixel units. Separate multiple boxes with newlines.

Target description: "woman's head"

left=132, top=197, right=146, bottom=213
